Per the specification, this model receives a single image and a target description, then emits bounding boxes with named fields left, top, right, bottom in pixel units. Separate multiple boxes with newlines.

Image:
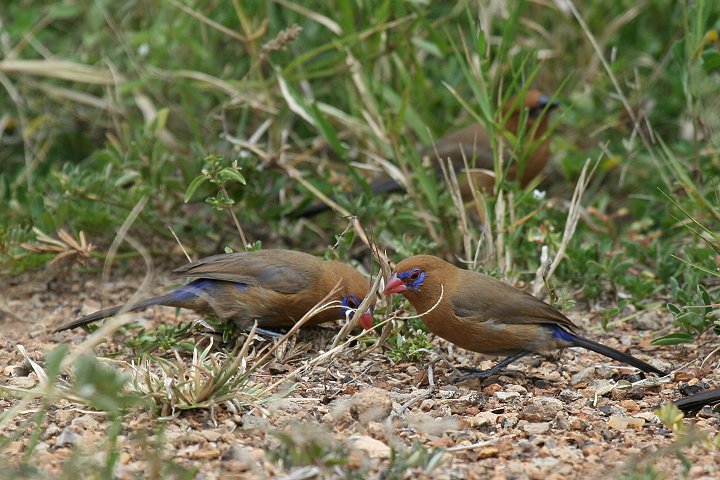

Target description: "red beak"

left=359, top=311, right=374, bottom=330
left=383, top=273, right=407, bottom=295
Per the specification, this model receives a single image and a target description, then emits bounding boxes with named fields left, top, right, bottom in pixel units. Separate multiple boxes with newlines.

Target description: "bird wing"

left=449, top=270, right=578, bottom=332
left=428, top=123, right=495, bottom=170
left=173, top=251, right=318, bottom=294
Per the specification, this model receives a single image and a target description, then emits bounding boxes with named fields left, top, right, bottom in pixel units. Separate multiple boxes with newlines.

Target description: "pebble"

left=199, top=430, right=222, bottom=442
left=55, top=427, right=78, bottom=447
left=345, top=435, right=391, bottom=459
left=469, top=411, right=498, bottom=427
left=520, top=396, right=564, bottom=422
left=495, top=391, right=521, bottom=401
left=350, top=387, right=392, bottom=422
left=520, top=421, right=551, bottom=435
left=619, top=400, right=639, bottom=412
left=607, top=415, right=646, bottom=430
left=559, top=389, right=583, bottom=402
left=506, top=384, right=528, bottom=394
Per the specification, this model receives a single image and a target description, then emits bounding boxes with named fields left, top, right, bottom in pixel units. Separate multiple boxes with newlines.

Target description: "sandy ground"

left=1, top=267, right=718, bottom=479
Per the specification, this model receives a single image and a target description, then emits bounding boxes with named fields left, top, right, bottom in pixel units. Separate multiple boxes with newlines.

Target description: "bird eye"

left=345, top=297, right=358, bottom=308
left=408, top=270, right=420, bottom=281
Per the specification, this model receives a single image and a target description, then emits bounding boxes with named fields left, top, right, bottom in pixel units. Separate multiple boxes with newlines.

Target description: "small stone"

left=190, top=448, right=221, bottom=460
left=501, top=414, right=519, bottom=428
left=626, top=387, right=646, bottom=400
left=350, top=387, right=392, bottom=423
left=571, top=367, right=596, bottom=385
left=483, top=384, right=503, bottom=396
left=71, top=414, right=100, bottom=430
left=4, top=441, right=24, bottom=455
left=520, top=421, right=551, bottom=434
left=55, top=427, right=78, bottom=447
left=419, top=399, right=434, bottom=411
left=266, top=362, right=291, bottom=375
left=619, top=400, right=639, bottom=412
left=43, top=424, right=61, bottom=439
left=607, top=415, right=646, bottom=430
left=8, top=376, right=36, bottom=389
left=598, top=405, right=613, bottom=416
left=634, top=412, right=659, bottom=422
left=495, top=391, right=521, bottom=401
left=679, top=384, right=705, bottom=397
left=520, top=396, right=564, bottom=422
left=346, top=435, right=391, bottom=459
left=469, top=411, right=498, bottom=427
left=559, top=389, right=583, bottom=402
left=570, top=417, right=587, bottom=431
left=199, top=430, right=222, bottom=442
left=477, top=447, right=499, bottom=458
left=506, top=384, right=528, bottom=394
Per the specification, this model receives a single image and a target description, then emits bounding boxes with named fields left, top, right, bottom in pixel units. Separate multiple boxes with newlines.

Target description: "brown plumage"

left=417, top=89, right=558, bottom=194
left=54, top=249, right=373, bottom=333
left=384, top=255, right=666, bottom=380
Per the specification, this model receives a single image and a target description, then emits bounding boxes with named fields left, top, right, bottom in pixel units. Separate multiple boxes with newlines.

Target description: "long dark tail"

left=673, top=389, right=720, bottom=415
left=53, top=294, right=176, bottom=333
left=569, top=334, right=667, bottom=376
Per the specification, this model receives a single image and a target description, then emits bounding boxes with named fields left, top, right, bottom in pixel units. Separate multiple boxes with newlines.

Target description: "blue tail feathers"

left=53, top=279, right=250, bottom=332
left=549, top=324, right=576, bottom=342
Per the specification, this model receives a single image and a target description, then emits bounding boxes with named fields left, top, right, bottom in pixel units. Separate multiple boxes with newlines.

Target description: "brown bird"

left=383, top=255, right=666, bottom=381
left=295, top=90, right=558, bottom=217
left=419, top=89, right=558, bottom=194
left=54, top=249, right=373, bottom=333
left=673, top=388, right=720, bottom=415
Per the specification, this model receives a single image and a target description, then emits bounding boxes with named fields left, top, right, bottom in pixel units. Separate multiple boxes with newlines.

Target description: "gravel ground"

left=1, top=267, right=718, bottom=479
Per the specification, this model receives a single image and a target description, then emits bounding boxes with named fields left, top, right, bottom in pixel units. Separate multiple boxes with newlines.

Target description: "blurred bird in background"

left=297, top=90, right=559, bottom=217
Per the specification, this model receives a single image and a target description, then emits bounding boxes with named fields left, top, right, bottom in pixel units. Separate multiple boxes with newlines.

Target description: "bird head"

left=383, top=255, right=452, bottom=297
left=331, top=261, right=375, bottom=329
left=523, top=90, right=560, bottom=118
left=503, top=90, right=559, bottom=132
left=339, top=293, right=374, bottom=329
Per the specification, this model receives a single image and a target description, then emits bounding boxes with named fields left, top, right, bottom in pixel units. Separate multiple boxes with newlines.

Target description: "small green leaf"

left=114, top=171, right=141, bottom=187
left=698, top=284, right=711, bottom=307
left=411, top=37, right=442, bottom=58
left=219, top=167, right=246, bottom=185
left=651, top=333, right=695, bottom=346
left=184, top=176, right=208, bottom=203
left=153, top=108, right=169, bottom=134
left=666, top=303, right=682, bottom=315
left=701, top=50, right=720, bottom=72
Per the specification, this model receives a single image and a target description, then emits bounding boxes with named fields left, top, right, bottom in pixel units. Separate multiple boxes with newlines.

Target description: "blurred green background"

left=1, top=0, right=719, bottom=343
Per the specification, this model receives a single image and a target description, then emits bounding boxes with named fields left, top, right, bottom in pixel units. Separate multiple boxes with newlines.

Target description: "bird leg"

left=246, top=326, right=285, bottom=338
left=454, top=352, right=530, bottom=383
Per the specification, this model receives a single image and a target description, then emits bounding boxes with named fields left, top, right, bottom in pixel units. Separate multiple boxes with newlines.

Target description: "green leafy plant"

left=184, top=154, right=250, bottom=248
left=269, top=424, right=354, bottom=472
left=387, top=324, right=434, bottom=364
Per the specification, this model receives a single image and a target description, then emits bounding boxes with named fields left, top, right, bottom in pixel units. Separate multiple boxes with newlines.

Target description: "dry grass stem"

left=531, top=154, right=599, bottom=296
